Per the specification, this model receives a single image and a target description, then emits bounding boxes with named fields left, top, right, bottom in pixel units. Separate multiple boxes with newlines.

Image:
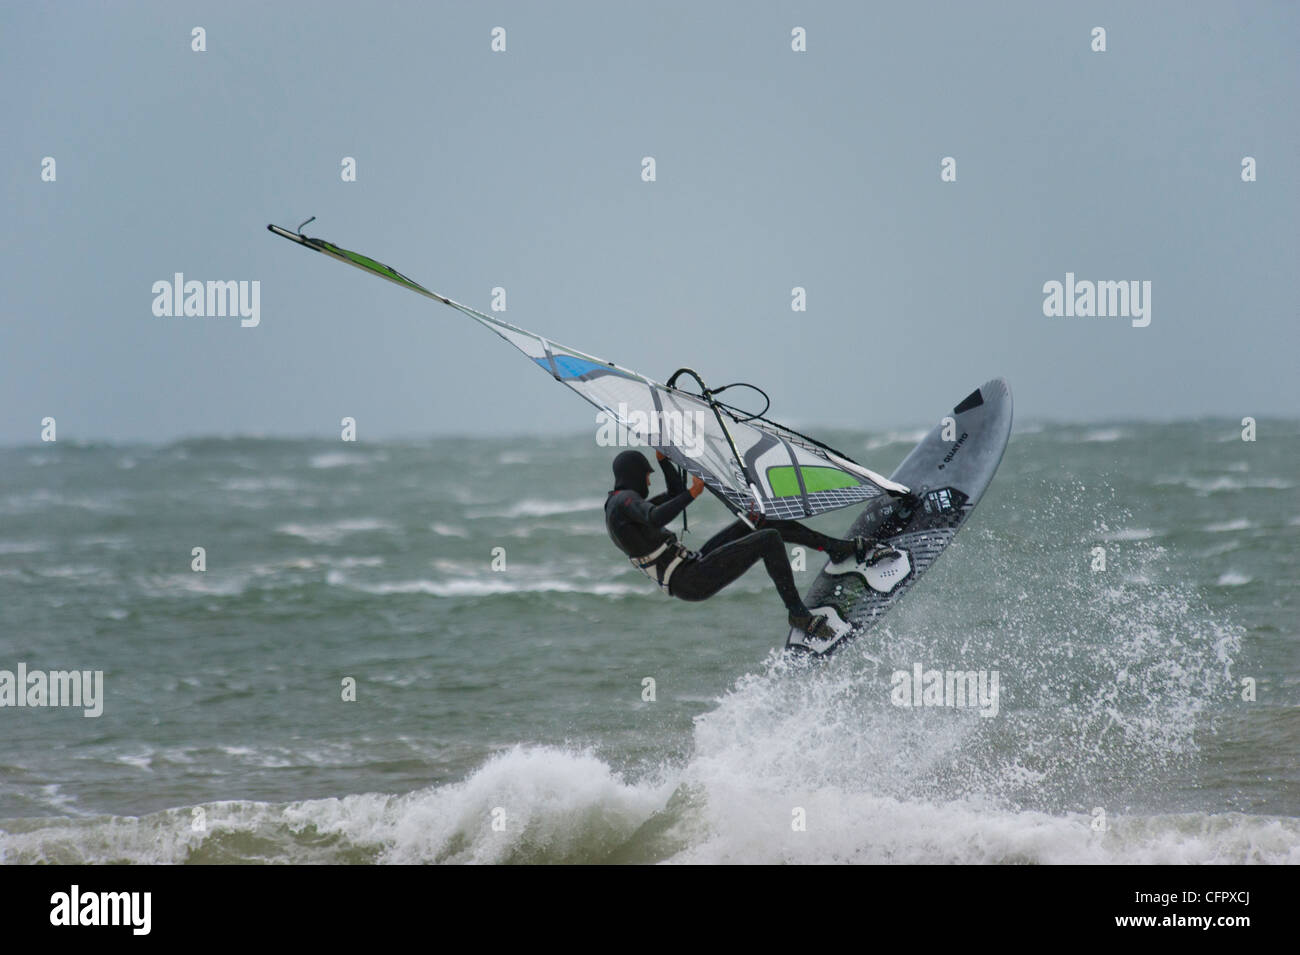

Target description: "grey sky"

left=3, top=1, right=1296, bottom=445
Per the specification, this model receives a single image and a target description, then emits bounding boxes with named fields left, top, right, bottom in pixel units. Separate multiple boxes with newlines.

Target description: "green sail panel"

left=767, top=465, right=862, bottom=497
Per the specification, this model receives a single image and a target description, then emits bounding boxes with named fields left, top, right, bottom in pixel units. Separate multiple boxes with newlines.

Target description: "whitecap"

left=1215, top=572, right=1251, bottom=587
left=864, top=430, right=929, bottom=452
left=1099, top=528, right=1157, bottom=542
left=1204, top=519, right=1251, bottom=533
left=309, top=451, right=386, bottom=469
left=1078, top=428, right=1126, bottom=442
left=221, top=476, right=299, bottom=492
left=430, top=523, right=469, bottom=537
left=0, top=539, right=49, bottom=554
left=275, top=519, right=395, bottom=544
left=326, top=571, right=640, bottom=598
left=467, top=498, right=604, bottom=519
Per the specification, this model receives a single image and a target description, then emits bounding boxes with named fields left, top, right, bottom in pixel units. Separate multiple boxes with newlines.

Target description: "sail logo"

left=596, top=404, right=707, bottom=457
left=152, top=274, right=260, bottom=327
left=1042, top=273, right=1150, bottom=327
left=0, top=663, right=103, bottom=717
left=891, top=663, right=999, bottom=717
left=49, top=885, right=151, bottom=935
left=938, top=432, right=968, bottom=470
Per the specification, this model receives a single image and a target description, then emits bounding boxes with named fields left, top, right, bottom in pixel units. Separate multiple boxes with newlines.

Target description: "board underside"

left=785, top=378, right=1013, bottom=656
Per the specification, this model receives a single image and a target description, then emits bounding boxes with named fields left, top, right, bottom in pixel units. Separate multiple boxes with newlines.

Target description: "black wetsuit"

left=603, top=454, right=696, bottom=569
left=604, top=451, right=853, bottom=615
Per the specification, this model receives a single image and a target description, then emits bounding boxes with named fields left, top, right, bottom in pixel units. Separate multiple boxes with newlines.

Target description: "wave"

left=308, top=451, right=388, bottom=469
left=2, top=743, right=1295, bottom=864
left=135, top=572, right=251, bottom=598
left=1157, top=476, right=1294, bottom=494
left=1204, top=519, right=1252, bottom=533
left=466, top=498, right=605, bottom=519
left=1097, top=527, right=1158, bottom=542
left=275, top=519, right=397, bottom=545
left=325, top=570, right=641, bottom=598
left=219, top=476, right=300, bottom=493
left=0, top=490, right=132, bottom=516
left=1079, top=428, right=1127, bottom=443
left=863, top=430, right=929, bottom=452
left=430, top=523, right=469, bottom=537
left=0, top=539, right=50, bottom=555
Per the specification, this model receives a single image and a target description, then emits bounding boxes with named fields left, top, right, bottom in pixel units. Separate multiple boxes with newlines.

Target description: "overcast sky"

left=2, top=1, right=1296, bottom=445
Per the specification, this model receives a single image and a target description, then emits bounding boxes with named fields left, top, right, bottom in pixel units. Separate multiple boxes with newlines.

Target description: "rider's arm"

left=647, top=451, right=686, bottom=505
left=657, top=452, right=687, bottom=496
left=644, top=473, right=705, bottom=527
left=645, top=488, right=694, bottom=527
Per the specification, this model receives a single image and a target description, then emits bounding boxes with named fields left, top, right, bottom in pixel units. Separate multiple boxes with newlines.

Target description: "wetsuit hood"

left=611, top=450, right=654, bottom=497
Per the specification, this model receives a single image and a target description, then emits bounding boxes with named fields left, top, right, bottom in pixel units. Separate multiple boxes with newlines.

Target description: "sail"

left=267, top=223, right=909, bottom=520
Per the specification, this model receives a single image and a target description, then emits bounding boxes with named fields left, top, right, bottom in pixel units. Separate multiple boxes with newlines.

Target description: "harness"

left=629, top=539, right=696, bottom=594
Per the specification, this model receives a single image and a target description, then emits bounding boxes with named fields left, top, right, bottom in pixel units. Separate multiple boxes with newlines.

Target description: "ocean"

left=1, top=420, right=1296, bottom=863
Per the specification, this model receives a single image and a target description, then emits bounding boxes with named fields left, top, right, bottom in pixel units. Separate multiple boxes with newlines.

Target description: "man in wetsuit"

left=604, top=449, right=878, bottom=638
